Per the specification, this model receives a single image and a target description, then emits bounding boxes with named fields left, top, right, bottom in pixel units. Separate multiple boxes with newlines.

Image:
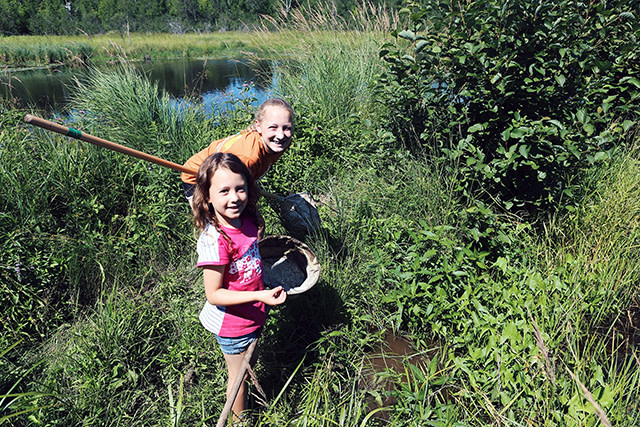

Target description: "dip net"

left=259, top=235, right=321, bottom=295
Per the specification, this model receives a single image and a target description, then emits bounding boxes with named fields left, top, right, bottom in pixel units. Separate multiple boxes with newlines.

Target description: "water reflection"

left=0, top=59, right=272, bottom=113
left=1, top=67, right=73, bottom=111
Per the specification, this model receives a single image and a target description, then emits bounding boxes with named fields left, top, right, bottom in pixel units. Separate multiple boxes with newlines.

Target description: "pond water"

left=0, top=59, right=273, bottom=113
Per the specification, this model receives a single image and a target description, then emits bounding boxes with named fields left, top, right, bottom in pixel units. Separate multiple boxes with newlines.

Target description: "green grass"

left=247, top=1, right=395, bottom=131
left=0, top=32, right=258, bottom=68
left=0, top=29, right=386, bottom=70
left=2, top=6, right=640, bottom=425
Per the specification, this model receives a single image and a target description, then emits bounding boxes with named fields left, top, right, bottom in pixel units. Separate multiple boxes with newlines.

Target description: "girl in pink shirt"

left=192, top=152, right=287, bottom=422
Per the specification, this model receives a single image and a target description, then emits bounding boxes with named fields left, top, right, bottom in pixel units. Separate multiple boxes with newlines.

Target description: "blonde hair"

left=245, top=98, right=294, bottom=132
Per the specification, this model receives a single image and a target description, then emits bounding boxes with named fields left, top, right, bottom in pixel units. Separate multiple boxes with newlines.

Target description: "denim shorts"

left=215, top=330, right=258, bottom=355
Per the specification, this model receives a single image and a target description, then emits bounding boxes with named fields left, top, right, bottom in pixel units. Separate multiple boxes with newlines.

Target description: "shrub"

left=377, top=0, right=640, bottom=215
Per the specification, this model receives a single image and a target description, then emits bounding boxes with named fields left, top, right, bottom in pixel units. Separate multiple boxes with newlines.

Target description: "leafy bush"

left=377, top=0, right=640, bottom=214
left=368, top=146, right=640, bottom=424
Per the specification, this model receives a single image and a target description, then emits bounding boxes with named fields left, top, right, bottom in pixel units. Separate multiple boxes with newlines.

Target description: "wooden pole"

left=216, top=338, right=258, bottom=427
left=24, top=114, right=197, bottom=176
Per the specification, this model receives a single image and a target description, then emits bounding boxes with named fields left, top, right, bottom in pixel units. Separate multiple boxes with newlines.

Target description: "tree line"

left=0, top=0, right=402, bottom=36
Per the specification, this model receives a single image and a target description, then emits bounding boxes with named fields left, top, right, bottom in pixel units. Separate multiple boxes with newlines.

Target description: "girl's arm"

left=203, top=265, right=287, bottom=306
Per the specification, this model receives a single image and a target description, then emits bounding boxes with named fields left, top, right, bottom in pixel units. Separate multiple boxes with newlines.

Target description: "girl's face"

left=207, top=167, right=248, bottom=228
left=255, top=106, right=293, bottom=153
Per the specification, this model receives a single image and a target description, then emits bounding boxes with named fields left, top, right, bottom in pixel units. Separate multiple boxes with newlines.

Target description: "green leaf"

left=501, top=322, right=522, bottom=346
left=510, top=127, right=527, bottom=138
left=554, top=74, right=566, bottom=86
left=621, top=76, right=640, bottom=88
left=494, top=257, right=508, bottom=272
left=583, top=123, right=594, bottom=136
left=428, top=355, right=438, bottom=376
left=593, top=151, right=607, bottom=161
left=599, top=384, right=615, bottom=407
left=468, top=123, right=485, bottom=133
left=415, top=40, right=429, bottom=53
left=547, top=119, right=563, bottom=129
left=623, top=120, right=635, bottom=131
left=398, top=30, right=416, bottom=41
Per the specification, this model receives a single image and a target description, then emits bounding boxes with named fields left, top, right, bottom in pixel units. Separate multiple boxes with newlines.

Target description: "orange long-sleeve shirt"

left=180, top=131, right=288, bottom=186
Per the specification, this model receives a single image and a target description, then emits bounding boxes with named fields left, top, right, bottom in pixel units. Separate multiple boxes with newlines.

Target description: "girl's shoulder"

left=197, top=224, right=230, bottom=265
left=198, top=224, right=224, bottom=251
left=200, top=223, right=221, bottom=240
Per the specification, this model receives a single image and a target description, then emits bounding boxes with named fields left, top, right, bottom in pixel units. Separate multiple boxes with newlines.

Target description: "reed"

left=247, top=1, right=396, bottom=130
left=0, top=32, right=292, bottom=68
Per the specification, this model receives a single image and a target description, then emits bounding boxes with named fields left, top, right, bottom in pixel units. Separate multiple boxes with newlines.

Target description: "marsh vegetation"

left=2, top=1, right=639, bottom=426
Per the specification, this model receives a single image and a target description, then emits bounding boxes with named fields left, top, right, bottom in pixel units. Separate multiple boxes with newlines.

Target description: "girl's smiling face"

left=207, top=167, right=248, bottom=229
left=255, top=106, right=293, bottom=153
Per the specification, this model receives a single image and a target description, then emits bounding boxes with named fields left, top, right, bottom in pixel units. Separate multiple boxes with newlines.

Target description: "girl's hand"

left=263, top=286, right=287, bottom=306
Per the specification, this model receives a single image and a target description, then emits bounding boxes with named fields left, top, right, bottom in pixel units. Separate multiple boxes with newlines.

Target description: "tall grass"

left=0, top=62, right=206, bottom=363
left=0, top=41, right=92, bottom=68
left=13, top=272, right=230, bottom=426
left=433, top=148, right=640, bottom=426
left=68, top=62, right=207, bottom=161
left=0, top=32, right=287, bottom=69
left=537, top=149, right=640, bottom=425
left=247, top=1, right=396, bottom=130
left=2, top=13, right=640, bottom=426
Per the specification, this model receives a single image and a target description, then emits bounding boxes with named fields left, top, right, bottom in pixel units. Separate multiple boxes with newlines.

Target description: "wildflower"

left=14, top=262, right=21, bottom=282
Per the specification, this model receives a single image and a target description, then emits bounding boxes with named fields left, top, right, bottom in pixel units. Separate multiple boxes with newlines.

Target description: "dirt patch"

left=359, top=330, right=445, bottom=419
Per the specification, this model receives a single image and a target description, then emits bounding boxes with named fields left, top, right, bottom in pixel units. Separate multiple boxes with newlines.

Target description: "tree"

left=28, top=0, right=72, bottom=35
left=68, top=0, right=103, bottom=33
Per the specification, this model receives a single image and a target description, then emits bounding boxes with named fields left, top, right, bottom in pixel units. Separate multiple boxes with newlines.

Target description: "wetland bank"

left=2, top=1, right=640, bottom=425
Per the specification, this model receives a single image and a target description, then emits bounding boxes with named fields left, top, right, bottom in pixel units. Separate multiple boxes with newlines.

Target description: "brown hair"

left=192, top=153, right=263, bottom=239
left=245, top=97, right=295, bottom=132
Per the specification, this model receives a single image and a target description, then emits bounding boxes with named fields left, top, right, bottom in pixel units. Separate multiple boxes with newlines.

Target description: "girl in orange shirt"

left=181, top=98, right=294, bottom=203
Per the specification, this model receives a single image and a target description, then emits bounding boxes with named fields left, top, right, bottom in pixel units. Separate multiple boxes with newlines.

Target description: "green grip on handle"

left=67, top=127, right=82, bottom=139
